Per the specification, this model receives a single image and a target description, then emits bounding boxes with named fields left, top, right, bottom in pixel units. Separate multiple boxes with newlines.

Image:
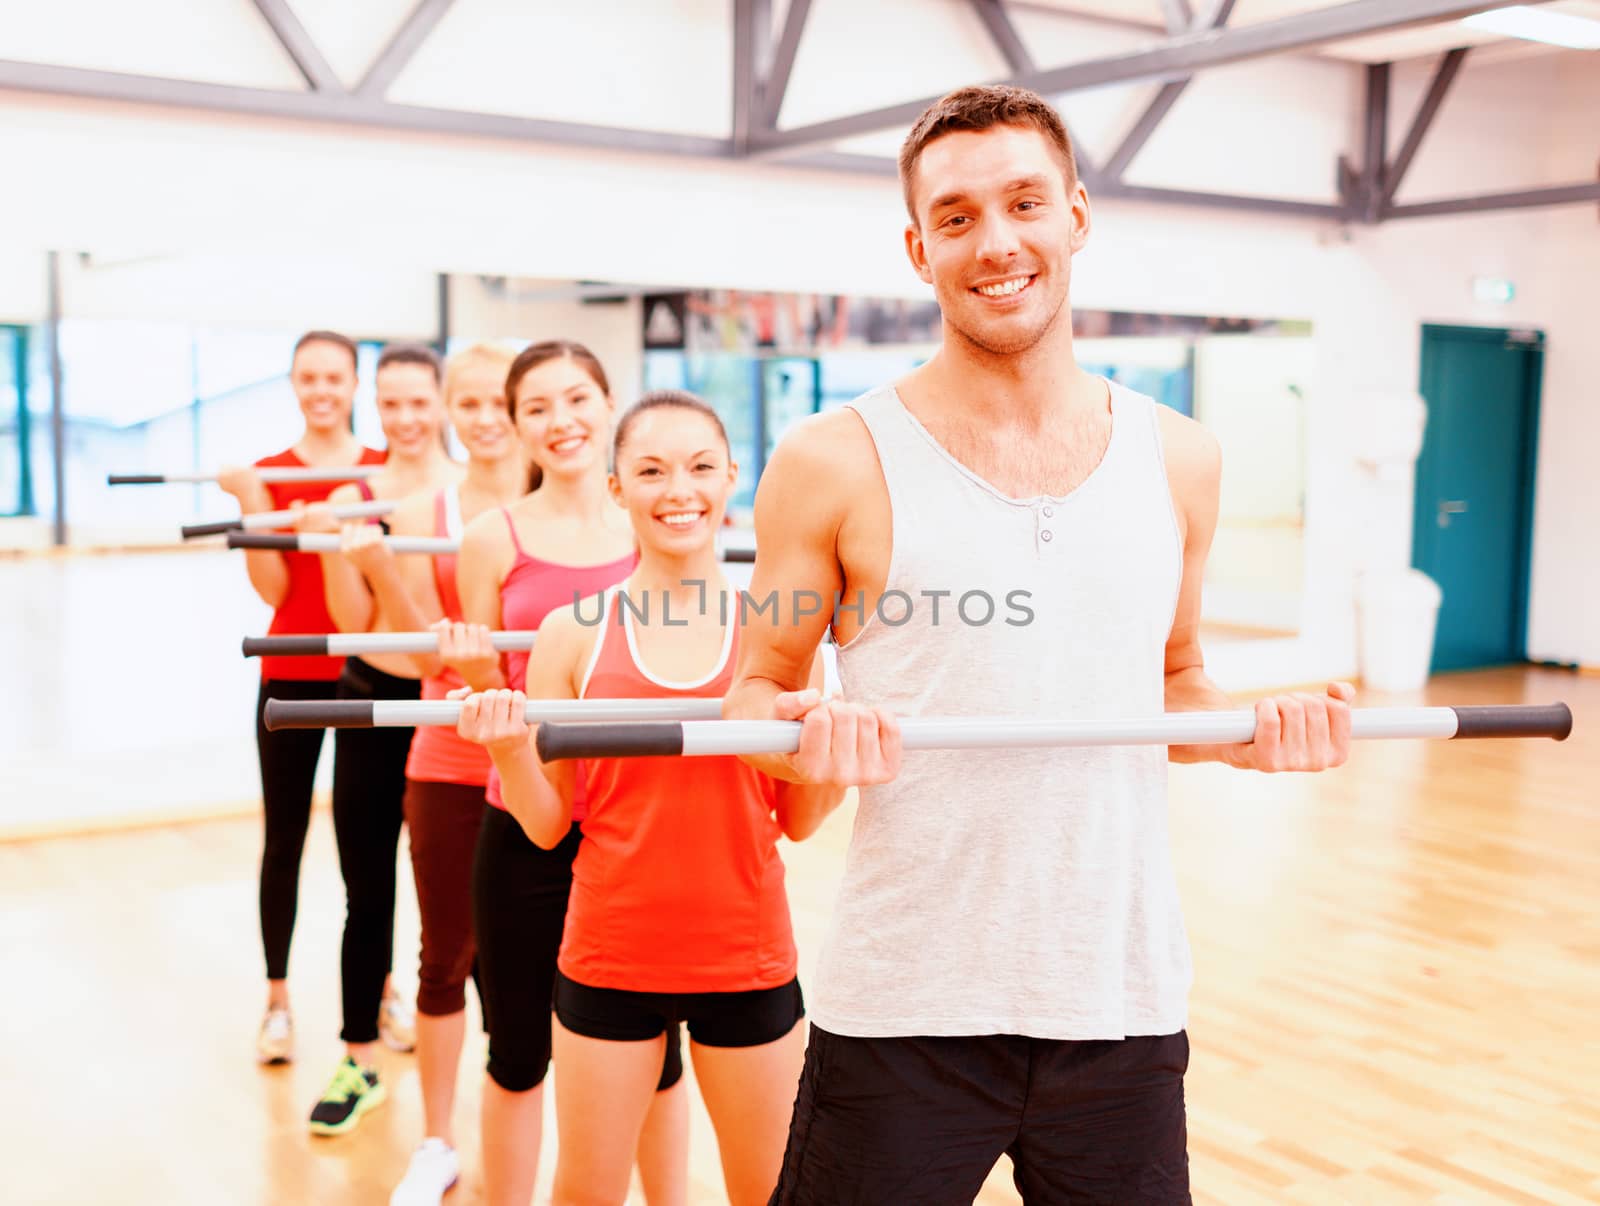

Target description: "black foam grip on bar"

left=107, top=474, right=164, bottom=485
left=264, top=699, right=375, bottom=731
left=242, top=636, right=328, bottom=658
left=721, top=546, right=757, bottom=563
left=1450, top=703, right=1572, bottom=741
left=536, top=722, right=684, bottom=761
left=227, top=532, right=299, bottom=550
left=181, top=519, right=243, bottom=539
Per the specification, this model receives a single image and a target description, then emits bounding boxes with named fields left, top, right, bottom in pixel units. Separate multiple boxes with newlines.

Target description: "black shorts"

left=770, top=1026, right=1190, bottom=1205
left=555, top=970, right=805, bottom=1049
left=472, top=810, right=683, bottom=1092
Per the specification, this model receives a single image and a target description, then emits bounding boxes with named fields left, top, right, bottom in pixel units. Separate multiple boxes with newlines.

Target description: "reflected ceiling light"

left=1461, top=5, right=1600, bottom=49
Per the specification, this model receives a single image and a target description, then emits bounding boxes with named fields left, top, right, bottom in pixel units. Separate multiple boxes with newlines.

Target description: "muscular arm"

left=1158, top=410, right=1236, bottom=761
left=1160, top=407, right=1355, bottom=773
left=318, top=484, right=378, bottom=633
left=488, top=610, right=582, bottom=849
left=722, top=413, right=853, bottom=782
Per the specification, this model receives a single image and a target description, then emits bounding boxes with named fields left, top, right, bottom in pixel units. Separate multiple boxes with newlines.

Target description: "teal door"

left=1411, top=324, right=1543, bottom=672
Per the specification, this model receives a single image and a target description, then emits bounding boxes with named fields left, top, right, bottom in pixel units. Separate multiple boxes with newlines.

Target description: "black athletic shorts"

left=555, top=970, right=805, bottom=1049
left=473, top=812, right=683, bottom=1092
left=770, top=1026, right=1190, bottom=1204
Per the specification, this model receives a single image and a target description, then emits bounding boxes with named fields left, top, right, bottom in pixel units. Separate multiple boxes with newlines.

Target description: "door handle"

left=1437, top=499, right=1468, bottom=528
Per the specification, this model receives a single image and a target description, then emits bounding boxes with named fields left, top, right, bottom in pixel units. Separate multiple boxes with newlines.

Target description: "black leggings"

left=332, top=657, right=420, bottom=1044
left=473, top=806, right=682, bottom=1093
left=257, top=678, right=336, bottom=981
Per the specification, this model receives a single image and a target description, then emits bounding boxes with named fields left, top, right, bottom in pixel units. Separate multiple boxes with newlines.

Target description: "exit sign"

left=1472, top=276, right=1515, bottom=303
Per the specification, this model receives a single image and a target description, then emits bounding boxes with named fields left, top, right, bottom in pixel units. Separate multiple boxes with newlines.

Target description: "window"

left=0, top=325, right=34, bottom=518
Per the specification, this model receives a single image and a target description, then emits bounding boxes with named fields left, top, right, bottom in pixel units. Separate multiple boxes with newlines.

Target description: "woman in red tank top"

left=456, top=392, right=844, bottom=1206
left=270, top=343, right=469, bottom=1139
left=438, top=343, right=688, bottom=1206
left=210, top=330, right=383, bottom=1072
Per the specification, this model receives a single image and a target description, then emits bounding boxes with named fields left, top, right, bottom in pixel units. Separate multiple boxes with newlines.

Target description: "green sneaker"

left=308, top=1057, right=386, bottom=1137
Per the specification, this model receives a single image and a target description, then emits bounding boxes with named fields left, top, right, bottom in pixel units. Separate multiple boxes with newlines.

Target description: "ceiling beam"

left=1100, top=83, right=1185, bottom=182
left=1382, top=46, right=1469, bottom=204
left=1359, top=62, right=1390, bottom=223
left=763, top=147, right=1345, bottom=218
left=1101, top=0, right=1237, bottom=183
left=732, top=0, right=770, bottom=153
left=249, top=0, right=343, bottom=93
left=748, top=0, right=1544, bottom=155
left=761, top=0, right=812, bottom=127
left=1098, top=180, right=1345, bottom=219
left=0, top=58, right=733, bottom=158
left=1385, top=180, right=1600, bottom=220
left=0, top=36, right=1586, bottom=229
left=357, top=0, right=456, bottom=99
left=969, top=0, right=1098, bottom=183
left=971, top=0, right=1035, bottom=73
left=1161, top=0, right=1194, bottom=34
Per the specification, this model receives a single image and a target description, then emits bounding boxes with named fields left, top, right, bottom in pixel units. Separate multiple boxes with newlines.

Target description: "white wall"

left=0, top=253, right=642, bottom=399
left=56, top=251, right=442, bottom=336
left=390, top=0, right=733, bottom=137
left=1, top=34, right=1595, bottom=672
left=448, top=276, right=644, bottom=406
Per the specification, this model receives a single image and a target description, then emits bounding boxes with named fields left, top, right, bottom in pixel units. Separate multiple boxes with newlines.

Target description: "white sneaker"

left=257, top=1007, right=294, bottom=1065
left=380, top=990, right=417, bottom=1053
left=390, top=1138, right=459, bottom=1206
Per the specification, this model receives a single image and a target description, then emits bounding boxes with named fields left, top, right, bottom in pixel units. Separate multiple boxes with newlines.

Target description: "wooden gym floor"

left=1, top=665, right=1595, bottom=1204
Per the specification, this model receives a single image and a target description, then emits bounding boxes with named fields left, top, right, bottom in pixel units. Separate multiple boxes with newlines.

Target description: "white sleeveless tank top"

left=814, top=380, right=1191, bottom=1040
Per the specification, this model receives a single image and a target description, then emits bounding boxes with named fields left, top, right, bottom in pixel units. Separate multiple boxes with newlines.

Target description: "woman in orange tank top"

left=456, top=391, right=845, bottom=1206
left=443, top=343, right=686, bottom=1206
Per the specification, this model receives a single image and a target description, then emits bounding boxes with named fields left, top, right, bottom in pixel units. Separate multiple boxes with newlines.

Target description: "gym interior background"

left=2, top=1, right=1596, bottom=1203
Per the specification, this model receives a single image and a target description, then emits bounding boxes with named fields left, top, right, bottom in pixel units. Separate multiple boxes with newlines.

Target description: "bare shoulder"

left=776, top=406, right=877, bottom=466
left=531, top=602, right=598, bottom=692
left=537, top=602, right=590, bottom=647
left=1154, top=404, right=1221, bottom=499
left=760, top=407, right=879, bottom=506
left=387, top=489, right=436, bottom=537
left=460, top=504, right=513, bottom=569
left=373, top=466, right=424, bottom=503
left=326, top=482, right=362, bottom=506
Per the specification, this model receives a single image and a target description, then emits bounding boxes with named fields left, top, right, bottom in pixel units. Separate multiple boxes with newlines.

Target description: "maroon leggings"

left=402, top=779, right=487, bottom=1017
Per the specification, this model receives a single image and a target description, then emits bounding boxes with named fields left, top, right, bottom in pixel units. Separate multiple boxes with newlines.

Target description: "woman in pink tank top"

left=438, top=342, right=688, bottom=1205
left=343, top=343, right=532, bottom=1203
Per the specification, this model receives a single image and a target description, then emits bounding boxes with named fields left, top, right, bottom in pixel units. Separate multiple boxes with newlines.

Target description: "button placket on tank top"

left=1037, top=501, right=1057, bottom=549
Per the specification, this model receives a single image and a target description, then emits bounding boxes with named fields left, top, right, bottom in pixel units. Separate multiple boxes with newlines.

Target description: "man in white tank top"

left=727, top=84, right=1355, bottom=1203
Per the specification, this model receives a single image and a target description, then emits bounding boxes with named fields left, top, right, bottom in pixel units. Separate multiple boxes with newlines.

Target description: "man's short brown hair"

left=898, top=85, right=1079, bottom=221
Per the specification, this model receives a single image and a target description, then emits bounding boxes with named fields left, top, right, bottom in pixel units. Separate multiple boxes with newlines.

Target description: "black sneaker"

left=308, top=1056, right=386, bottom=1136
